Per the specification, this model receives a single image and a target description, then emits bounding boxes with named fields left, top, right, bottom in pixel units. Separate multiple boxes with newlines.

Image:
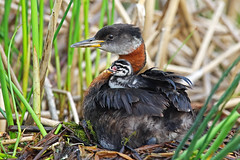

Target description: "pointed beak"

left=71, top=37, right=105, bottom=48
left=107, top=68, right=114, bottom=73
left=105, top=69, right=113, bottom=74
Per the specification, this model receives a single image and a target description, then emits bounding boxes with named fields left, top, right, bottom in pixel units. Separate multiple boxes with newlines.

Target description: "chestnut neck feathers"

left=119, top=43, right=146, bottom=73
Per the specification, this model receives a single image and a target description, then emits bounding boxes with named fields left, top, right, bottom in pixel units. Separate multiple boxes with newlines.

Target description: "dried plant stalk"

left=192, top=1, right=225, bottom=70
left=156, top=0, right=180, bottom=69
left=40, top=0, right=63, bottom=95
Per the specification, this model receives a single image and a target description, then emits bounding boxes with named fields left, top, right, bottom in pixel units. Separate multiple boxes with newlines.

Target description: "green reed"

left=83, top=0, right=93, bottom=86
left=7, top=26, right=21, bottom=157
left=173, top=56, right=240, bottom=160
left=0, top=48, right=14, bottom=139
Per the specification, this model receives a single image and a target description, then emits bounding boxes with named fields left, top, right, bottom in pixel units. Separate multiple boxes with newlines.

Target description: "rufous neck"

left=86, top=70, right=112, bottom=96
left=119, top=43, right=146, bottom=74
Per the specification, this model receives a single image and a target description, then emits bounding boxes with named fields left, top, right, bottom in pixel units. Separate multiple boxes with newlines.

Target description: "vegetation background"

left=0, top=0, right=239, bottom=159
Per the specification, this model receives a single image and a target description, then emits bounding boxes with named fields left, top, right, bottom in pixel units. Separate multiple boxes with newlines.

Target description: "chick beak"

left=107, top=68, right=114, bottom=74
left=71, top=37, right=105, bottom=48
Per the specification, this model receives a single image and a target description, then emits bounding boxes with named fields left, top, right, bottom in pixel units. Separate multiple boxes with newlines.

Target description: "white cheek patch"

left=100, top=36, right=142, bottom=55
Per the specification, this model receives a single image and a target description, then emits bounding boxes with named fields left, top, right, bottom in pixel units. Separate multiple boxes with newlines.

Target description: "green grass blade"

left=50, top=0, right=61, bottom=90
left=72, top=0, right=81, bottom=46
left=94, top=50, right=101, bottom=78
left=84, top=0, right=92, bottom=86
left=72, top=1, right=83, bottom=95
left=49, top=0, right=54, bottom=13
left=177, top=111, right=240, bottom=159
left=20, top=34, right=31, bottom=125
left=76, top=12, right=83, bottom=104
left=7, top=25, right=22, bottom=157
left=202, top=108, right=240, bottom=159
left=0, top=142, right=8, bottom=158
left=111, top=0, right=115, bottom=24
left=54, top=41, right=61, bottom=89
left=106, top=0, right=115, bottom=67
left=66, top=0, right=77, bottom=91
left=181, top=74, right=240, bottom=159
left=20, top=86, right=33, bottom=124
left=106, top=1, right=110, bottom=24
left=0, top=47, right=14, bottom=139
left=173, top=55, right=240, bottom=159
left=53, top=0, right=73, bottom=41
left=5, top=75, right=47, bottom=136
left=184, top=72, right=240, bottom=159
left=193, top=92, right=239, bottom=159
left=66, top=0, right=81, bottom=92
left=13, top=2, right=20, bottom=35
left=2, top=0, right=12, bottom=55
left=49, top=0, right=61, bottom=90
left=21, top=0, right=30, bottom=119
left=78, top=48, right=84, bottom=103
left=39, top=0, right=44, bottom=56
left=31, top=0, right=40, bottom=58
left=94, top=0, right=107, bottom=78
left=192, top=113, right=222, bottom=160
left=211, top=128, right=240, bottom=160
left=72, top=0, right=81, bottom=62
left=0, top=108, right=7, bottom=119
left=54, top=123, right=62, bottom=134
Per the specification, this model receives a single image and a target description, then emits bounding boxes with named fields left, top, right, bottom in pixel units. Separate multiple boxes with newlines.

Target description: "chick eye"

left=112, top=66, right=117, bottom=71
left=108, top=34, right=114, bottom=40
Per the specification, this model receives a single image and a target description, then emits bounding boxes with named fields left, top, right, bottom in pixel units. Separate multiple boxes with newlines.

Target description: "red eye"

left=112, top=66, right=117, bottom=71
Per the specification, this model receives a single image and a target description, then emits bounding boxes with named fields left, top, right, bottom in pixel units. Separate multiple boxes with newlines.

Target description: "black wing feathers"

left=87, top=68, right=192, bottom=116
left=94, top=85, right=168, bottom=116
left=139, top=68, right=192, bottom=112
